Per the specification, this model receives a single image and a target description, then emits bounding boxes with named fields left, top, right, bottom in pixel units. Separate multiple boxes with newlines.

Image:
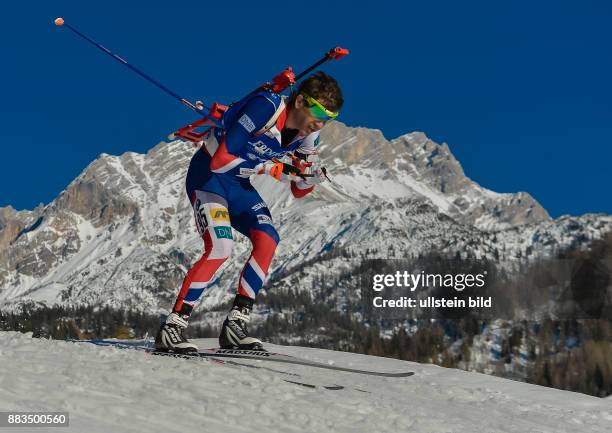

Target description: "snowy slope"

left=1, top=331, right=610, bottom=433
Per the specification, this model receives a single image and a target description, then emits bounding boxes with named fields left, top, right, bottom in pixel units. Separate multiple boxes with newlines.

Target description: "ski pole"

left=54, top=17, right=218, bottom=123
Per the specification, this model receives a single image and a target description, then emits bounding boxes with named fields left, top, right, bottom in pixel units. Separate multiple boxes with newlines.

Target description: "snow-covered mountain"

left=0, top=122, right=610, bottom=310
left=1, top=331, right=610, bottom=433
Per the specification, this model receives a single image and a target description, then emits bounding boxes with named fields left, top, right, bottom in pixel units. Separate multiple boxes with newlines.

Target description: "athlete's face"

left=290, top=94, right=327, bottom=136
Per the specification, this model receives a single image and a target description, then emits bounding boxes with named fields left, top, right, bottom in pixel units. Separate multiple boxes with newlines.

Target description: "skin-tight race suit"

left=172, top=90, right=320, bottom=317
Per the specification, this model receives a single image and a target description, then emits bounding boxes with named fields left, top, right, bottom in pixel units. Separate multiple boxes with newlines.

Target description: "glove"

left=300, top=167, right=327, bottom=186
left=237, top=160, right=298, bottom=183
left=258, top=160, right=286, bottom=180
left=290, top=153, right=313, bottom=173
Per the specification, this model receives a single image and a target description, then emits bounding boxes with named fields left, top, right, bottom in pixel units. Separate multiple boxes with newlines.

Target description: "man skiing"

left=156, top=71, right=344, bottom=353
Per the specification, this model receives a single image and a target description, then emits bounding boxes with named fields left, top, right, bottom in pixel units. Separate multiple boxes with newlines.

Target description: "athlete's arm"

left=289, top=131, right=323, bottom=198
left=209, top=96, right=276, bottom=173
left=291, top=180, right=315, bottom=198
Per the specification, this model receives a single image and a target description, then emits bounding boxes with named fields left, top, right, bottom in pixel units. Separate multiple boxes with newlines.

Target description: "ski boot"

left=219, top=294, right=264, bottom=351
left=155, top=312, right=198, bottom=354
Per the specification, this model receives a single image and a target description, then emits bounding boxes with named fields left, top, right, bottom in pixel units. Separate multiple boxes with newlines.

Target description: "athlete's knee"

left=268, top=228, right=280, bottom=247
left=198, top=226, right=233, bottom=261
left=250, top=227, right=279, bottom=256
left=187, top=231, right=233, bottom=282
left=210, top=231, right=234, bottom=259
left=255, top=225, right=279, bottom=248
left=189, top=245, right=230, bottom=284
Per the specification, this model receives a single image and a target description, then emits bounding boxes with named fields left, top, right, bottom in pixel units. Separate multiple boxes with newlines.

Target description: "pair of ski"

left=74, top=340, right=414, bottom=390
left=150, top=349, right=346, bottom=391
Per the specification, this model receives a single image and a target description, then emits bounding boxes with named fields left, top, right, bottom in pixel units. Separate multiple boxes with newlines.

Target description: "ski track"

left=0, top=332, right=610, bottom=433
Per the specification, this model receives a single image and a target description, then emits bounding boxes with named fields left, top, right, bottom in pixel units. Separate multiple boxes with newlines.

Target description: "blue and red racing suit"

left=173, top=90, right=320, bottom=315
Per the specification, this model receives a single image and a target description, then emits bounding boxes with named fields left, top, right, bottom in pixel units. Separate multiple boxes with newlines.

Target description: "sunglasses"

left=301, top=92, right=339, bottom=122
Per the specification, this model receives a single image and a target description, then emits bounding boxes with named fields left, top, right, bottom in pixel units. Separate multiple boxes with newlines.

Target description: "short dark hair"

left=296, top=71, right=344, bottom=112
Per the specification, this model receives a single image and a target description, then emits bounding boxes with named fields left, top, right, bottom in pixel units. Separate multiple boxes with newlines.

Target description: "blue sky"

left=1, top=0, right=610, bottom=217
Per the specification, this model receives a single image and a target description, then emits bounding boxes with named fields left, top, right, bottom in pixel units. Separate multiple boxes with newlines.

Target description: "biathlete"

left=156, top=72, right=344, bottom=352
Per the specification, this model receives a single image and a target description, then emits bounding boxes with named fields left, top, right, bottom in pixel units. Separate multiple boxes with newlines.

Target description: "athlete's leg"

left=157, top=150, right=234, bottom=352
left=217, top=181, right=280, bottom=349
left=230, top=188, right=280, bottom=301
left=171, top=189, right=234, bottom=319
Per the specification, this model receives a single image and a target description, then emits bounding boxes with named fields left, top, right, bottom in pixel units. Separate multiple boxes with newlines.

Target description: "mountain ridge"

left=0, top=122, right=610, bottom=311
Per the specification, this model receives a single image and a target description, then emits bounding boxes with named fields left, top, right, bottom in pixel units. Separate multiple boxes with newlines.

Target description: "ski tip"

left=54, top=17, right=65, bottom=26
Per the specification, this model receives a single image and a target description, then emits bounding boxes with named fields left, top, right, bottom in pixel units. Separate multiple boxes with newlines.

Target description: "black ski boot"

left=155, top=310, right=198, bottom=354
left=219, top=294, right=264, bottom=350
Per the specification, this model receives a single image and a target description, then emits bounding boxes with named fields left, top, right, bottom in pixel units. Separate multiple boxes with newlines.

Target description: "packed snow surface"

left=0, top=332, right=610, bottom=433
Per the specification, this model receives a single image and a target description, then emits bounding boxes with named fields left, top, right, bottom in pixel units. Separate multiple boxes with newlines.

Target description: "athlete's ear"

left=294, top=93, right=305, bottom=109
